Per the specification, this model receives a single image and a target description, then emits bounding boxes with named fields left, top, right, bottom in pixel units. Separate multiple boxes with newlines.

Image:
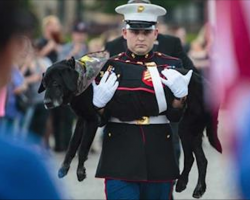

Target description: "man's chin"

left=134, top=49, right=149, bottom=55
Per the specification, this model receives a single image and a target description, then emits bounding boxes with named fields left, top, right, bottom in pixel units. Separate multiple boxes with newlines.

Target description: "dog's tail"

left=205, top=109, right=222, bottom=153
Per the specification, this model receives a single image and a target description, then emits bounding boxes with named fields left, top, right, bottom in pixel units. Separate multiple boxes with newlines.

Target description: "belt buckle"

left=136, top=116, right=149, bottom=125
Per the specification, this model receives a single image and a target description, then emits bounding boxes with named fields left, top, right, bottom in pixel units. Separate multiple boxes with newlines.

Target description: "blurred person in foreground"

left=92, top=2, right=192, bottom=199
left=0, top=1, right=65, bottom=199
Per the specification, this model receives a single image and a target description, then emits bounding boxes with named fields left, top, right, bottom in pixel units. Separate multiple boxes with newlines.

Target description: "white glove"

left=161, top=69, right=193, bottom=98
left=92, top=71, right=119, bottom=108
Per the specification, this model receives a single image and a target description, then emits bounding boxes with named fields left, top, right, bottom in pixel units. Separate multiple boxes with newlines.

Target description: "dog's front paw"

left=192, top=182, right=206, bottom=199
left=175, top=179, right=187, bottom=192
left=77, top=166, right=86, bottom=182
left=58, top=164, right=70, bottom=178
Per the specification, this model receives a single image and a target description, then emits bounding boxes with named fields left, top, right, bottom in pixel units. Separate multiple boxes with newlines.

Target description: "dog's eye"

left=52, top=81, right=59, bottom=87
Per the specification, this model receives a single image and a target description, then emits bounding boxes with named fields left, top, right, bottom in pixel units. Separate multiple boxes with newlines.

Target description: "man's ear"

left=38, top=73, right=46, bottom=93
left=154, top=29, right=159, bottom=40
left=122, top=28, right=127, bottom=40
left=60, top=68, right=79, bottom=92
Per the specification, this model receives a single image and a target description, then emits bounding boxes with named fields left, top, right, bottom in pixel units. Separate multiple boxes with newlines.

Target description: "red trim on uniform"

left=117, top=87, right=155, bottom=94
left=155, top=52, right=180, bottom=60
left=109, top=52, right=125, bottom=61
left=96, top=176, right=175, bottom=183
left=113, top=58, right=147, bottom=66
left=139, top=126, right=146, bottom=144
left=169, top=180, right=174, bottom=200
left=124, top=51, right=155, bottom=61
left=125, top=52, right=135, bottom=60
left=104, top=179, right=108, bottom=200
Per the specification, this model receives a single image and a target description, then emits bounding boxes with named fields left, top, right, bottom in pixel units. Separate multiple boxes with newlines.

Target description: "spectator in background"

left=188, top=25, right=210, bottom=75
left=59, top=21, right=88, bottom=60
left=1, top=65, right=27, bottom=136
left=37, top=15, right=63, bottom=63
left=37, top=16, right=75, bottom=152
left=101, top=28, right=122, bottom=45
left=167, top=25, right=190, bottom=53
left=19, top=39, right=52, bottom=145
left=0, top=1, right=64, bottom=199
left=1, top=36, right=30, bottom=136
left=88, top=37, right=104, bottom=53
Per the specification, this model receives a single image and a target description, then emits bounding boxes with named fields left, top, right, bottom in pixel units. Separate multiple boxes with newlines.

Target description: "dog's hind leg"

left=77, top=119, right=99, bottom=182
left=192, top=136, right=207, bottom=199
left=58, top=117, right=84, bottom=178
left=176, top=136, right=195, bottom=193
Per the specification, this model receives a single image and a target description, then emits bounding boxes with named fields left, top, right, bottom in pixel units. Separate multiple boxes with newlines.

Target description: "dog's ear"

left=67, top=57, right=76, bottom=69
left=38, top=73, right=46, bottom=93
left=60, top=68, right=79, bottom=92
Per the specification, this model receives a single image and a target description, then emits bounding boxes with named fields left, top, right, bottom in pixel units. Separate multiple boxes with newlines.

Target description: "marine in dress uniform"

left=105, top=0, right=198, bottom=167
left=91, top=3, right=192, bottom=200
left=95, top=50, right=184, bottom=181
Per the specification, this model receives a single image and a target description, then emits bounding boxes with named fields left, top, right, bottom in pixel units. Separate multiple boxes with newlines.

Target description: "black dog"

left=38, top=52, right=108, bottom=181
left=39, top=56, right=222, bottom=198
left=175, top=72, right=222, bottom=198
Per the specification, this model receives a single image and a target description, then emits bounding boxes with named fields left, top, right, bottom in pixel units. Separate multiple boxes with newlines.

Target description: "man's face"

left=122, top=28, right=158, bottom=55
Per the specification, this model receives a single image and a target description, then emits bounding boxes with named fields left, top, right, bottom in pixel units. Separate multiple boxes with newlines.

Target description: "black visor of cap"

left=125, top=20, right=156, bottom=30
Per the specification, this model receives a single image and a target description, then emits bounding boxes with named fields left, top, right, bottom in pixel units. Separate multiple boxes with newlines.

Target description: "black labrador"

left=38, top=56, right=222, bottom=199
left=38, top=52, right=108, bottom=182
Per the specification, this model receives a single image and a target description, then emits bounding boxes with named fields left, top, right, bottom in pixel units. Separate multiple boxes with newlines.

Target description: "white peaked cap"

left=115, top=3, right=167, bottom=23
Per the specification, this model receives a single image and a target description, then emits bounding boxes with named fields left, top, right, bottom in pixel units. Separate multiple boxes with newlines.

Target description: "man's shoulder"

left=109, top=52, right=126, bottom=61
left=154, top=51, right=182, bottom=68
left=154, top=51, right=181, bottom=61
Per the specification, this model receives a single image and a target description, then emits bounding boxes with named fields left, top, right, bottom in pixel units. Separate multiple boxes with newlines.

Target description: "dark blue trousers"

left=105, top=179, right=174, bottom=200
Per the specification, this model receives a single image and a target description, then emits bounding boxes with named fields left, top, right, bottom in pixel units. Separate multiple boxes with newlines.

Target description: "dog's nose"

left=44, top=98, right=62, bottom=109
left=44, top=98, right=55, bottom=109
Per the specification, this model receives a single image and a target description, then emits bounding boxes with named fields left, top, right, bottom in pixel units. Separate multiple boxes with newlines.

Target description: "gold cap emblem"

left=137, top=5, right=144, bottom=13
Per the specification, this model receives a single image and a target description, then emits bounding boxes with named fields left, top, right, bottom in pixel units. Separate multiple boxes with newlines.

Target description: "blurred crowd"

left=0, top=13, right=210, bottom=154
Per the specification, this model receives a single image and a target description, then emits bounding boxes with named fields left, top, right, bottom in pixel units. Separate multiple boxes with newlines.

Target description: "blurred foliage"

left=20, top=0, right=32, bottom=8
left=186, top=33, right=198, bottom=43
left=85, top=0, right=190, bottom=14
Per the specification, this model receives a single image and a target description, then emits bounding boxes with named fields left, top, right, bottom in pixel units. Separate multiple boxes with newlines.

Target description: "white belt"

left=109, top=116, right=170, bottom=125
left=145, top=62, right=167, bottom=113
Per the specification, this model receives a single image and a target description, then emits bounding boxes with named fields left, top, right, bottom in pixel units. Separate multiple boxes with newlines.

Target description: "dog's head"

left=38, top=58, right=79, bottom=109
left=38, top=51, right=110, bottom=109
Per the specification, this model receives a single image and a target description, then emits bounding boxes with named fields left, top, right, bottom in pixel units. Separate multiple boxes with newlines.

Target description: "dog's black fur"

left=38, top=58, right=222, bottom=198
left=38, top=58, right=100, bottom=181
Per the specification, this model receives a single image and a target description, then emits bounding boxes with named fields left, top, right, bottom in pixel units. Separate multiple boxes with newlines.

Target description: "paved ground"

left=50, top=110, right=240, bottom=199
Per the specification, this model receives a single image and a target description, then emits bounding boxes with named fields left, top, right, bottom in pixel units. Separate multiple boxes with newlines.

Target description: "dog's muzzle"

left=44, top=98, right=62, bottom=109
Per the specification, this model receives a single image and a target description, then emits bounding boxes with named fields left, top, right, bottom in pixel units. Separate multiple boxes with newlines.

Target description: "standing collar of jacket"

left=125, top=49, right=154, bottom=62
